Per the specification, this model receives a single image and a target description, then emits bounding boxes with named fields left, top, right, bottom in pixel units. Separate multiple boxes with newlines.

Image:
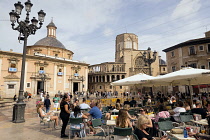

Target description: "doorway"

left=37, top=81, right=43, bottom=95
left=73, top=82, right=79, bottom=92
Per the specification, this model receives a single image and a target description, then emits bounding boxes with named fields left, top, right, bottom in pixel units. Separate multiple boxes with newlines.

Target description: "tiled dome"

left=34, top=36, right=66, bottom=49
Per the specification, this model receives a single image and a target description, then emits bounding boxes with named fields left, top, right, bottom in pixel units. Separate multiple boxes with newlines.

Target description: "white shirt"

left=173, top=107, right=186, bottom=122
left=79, top=103, right=90, bottom=109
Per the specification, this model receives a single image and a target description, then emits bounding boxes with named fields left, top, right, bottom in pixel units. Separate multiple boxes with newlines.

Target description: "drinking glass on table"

left=200, top=126, right=206, bottom=134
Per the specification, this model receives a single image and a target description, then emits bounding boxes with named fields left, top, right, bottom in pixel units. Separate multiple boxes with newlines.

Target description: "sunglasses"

left=139, top=110, right=145, bottom=112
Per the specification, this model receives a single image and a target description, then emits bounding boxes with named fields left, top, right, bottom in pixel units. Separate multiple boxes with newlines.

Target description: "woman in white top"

left=70, top=105, right=88, bottom=138
left=37, top=102, right=59, bottom=128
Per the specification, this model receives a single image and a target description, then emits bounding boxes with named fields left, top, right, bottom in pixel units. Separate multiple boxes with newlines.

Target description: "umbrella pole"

left=207, top=84, right=209, bottom=99
left=188, top=80, right=193, bottom=108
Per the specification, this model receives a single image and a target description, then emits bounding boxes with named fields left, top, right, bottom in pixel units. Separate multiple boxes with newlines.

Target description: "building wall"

left=166, top=42, right=210, bottom=73
left=0, top=49, right=88, bottom=98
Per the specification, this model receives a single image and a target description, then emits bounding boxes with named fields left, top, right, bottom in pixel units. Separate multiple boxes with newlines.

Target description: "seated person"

left=37, top=102, right=59, bottom=129
left=115, top=109, right=133, bottom=140
left=170, top=101, right=186, bottom=122
left=84, top=103, right=102, bottom=133
left=105, top=103, right=120, bottom=120
left=191, top=102, right=207, bottom=119
left=134, top=115, right=169, bottom=140
left=139, top=108, right=154, bottom=136
left=184, top=101, right=191, bottom=111
left=154, top=106, right=170, bottom=122
left=70, top=106, right=88, bottom=138
left=188, top=115, right=210, bottom=139
left=79, top=98, right=90, bottom=109
left=123, top=104, right=136, bottom=120
left=130, top=97, right=137, bottom=107
left=124, top=98, right=130, bottom=105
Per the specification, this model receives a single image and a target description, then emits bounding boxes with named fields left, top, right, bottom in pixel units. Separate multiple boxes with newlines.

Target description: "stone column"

left=63, top=66, right=66, bottom=90
left=54, top=64, right=57, bottom=91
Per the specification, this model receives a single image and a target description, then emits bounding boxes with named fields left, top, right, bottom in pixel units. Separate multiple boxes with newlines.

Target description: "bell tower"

left=115, top=33, right=138, bottom=63
left=46, top=18, right=57, bottom=38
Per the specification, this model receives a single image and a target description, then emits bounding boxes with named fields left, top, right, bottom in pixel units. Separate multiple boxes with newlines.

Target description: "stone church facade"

left=88, top=33, right=167, bottom=93
left=0, top=21, right=88, bottom=98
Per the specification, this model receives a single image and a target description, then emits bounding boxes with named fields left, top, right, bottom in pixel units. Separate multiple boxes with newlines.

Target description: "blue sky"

left=1, top=0, right=210, bottom=65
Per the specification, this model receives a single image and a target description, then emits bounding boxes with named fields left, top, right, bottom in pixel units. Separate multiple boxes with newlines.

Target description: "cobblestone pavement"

left=0, top=96, right=110, bottom=140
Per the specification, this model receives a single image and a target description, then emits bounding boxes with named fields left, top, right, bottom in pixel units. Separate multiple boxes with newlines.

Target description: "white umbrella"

left=151, top=67, right=210, bottom=106
left=111, top=73, right=155, bottom=86
left=151, top=67, right=210, bottom=86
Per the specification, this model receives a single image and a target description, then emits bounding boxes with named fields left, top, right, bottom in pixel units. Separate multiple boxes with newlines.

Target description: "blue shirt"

left=89, top=106, right=102, bottom=119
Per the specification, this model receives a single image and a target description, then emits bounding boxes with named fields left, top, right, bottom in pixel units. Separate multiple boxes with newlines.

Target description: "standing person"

left=60, top=95, right=70, bottom=138
left=53, top=94, right=60, bottom=110
left=40, top=91, right=44, bottom=102
left=44, top=95, right=51, bottom=113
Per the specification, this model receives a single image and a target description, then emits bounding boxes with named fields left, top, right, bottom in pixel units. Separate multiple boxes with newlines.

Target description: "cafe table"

left=191, top=119, right=208, bottom=126
left=166, top=131, right=196, bottom=140
left=106, top=120, right=116, bottom=140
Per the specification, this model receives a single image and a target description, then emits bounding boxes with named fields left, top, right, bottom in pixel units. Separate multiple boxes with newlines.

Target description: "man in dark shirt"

left=130, top=97, right=137, bottom=107
left=44, top=95, right=51, bottom=113
left=191, top=102, right=207, bottom=119
left=124, top=98, right=130, bottom=105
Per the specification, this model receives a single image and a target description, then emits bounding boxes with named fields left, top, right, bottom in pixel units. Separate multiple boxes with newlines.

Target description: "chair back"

left=158, top=117, right=171, bottom=122
left=180, top=114, right=194, bottom=122
left=69, top=118, right=83, bottom=124
left=157, top=120, right=174, bottom=131
left=92, top=119, right=102, bottom=127
left=102, top=106, right=109, bottom=113
left=128, top=110, right=135, bottom=115
left=132, top=133, right=139, bottom=140
left=113, top=127, right=132, bottom=136
left=111, top=111, right=119, bottom=115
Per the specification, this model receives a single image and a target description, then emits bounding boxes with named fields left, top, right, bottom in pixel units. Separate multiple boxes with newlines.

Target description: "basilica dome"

left=34, top=36, right=66, bottom=49
left=33, top=21, right=66, bottom=49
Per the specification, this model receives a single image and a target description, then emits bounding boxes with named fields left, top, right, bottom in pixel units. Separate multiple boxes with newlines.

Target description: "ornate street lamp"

left=9, top=0, right=46, bottom=123
left=143, top=47, right=157, bottom=95
left=142, top=47, right=157, bottom=76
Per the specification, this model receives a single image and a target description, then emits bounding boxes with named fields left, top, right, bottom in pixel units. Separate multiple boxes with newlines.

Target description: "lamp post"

left=9, top=0, right=46, bottom=123
left=143, top=47, right=157, bottom=94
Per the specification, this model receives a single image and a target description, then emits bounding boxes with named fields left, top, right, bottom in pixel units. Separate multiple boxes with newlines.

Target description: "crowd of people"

left=34, top=90, right=210, bottom=140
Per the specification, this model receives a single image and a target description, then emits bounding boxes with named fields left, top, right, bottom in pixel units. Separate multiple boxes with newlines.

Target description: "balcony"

left=8, top=67, right=17, bottom=72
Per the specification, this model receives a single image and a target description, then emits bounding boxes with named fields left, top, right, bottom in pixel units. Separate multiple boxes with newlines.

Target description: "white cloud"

left=103, top=28, right=114, bottom=37
left=171, top=0, right=201, bottom=20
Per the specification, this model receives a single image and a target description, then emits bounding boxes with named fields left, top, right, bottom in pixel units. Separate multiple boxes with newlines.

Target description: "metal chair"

left=157, top=120, right=174, bottom=137
left=68, top=118, right=85, bottom=139
left=128, top=109, right=135, bottom=116
left=102, top=106, right=109, bottom=113
left=113, top=127, right=133, bottom=140
left=92, top=119, right=108, bottom=139
left=39, top=116, right=54, bottom=131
